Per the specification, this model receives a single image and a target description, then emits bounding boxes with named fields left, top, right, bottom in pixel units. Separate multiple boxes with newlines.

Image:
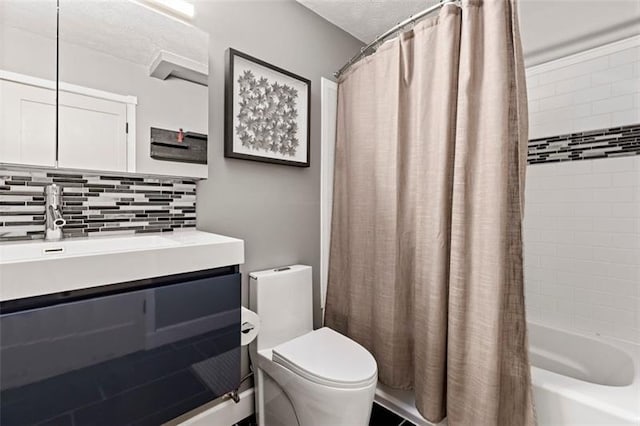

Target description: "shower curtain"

left=325, top=0, right=535, bottom=425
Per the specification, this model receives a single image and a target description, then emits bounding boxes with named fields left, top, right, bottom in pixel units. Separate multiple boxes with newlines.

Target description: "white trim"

left=375, top=383, right=441, bottom=426
left=61, top=82, right=138, bottom=105
left=320, top=77, right=338, bottom=317
left=0, top=70, right=55, bottom=91
left=0, top=70, right=138, bottom=105
left=177, top=388, right=255, bottom=426
left=527, top=35, right=640, bottom=76
left=0, top=162, right=206, bottom=180
left=126, top=104, right=137, bottom=172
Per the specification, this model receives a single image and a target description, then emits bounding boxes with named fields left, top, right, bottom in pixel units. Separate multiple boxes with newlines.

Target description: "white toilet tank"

left=249, top=265, right=313, bottom=352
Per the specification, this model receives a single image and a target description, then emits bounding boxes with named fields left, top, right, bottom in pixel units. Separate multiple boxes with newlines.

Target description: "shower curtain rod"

left=334, top=0, right=460, bottom=78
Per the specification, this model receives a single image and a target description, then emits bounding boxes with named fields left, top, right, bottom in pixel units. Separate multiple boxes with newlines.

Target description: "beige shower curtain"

left=325, top=0, right=535, bottom=425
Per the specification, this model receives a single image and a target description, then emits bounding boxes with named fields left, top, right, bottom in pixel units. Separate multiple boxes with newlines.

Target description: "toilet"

left=249, top=265, right=377, bottom=426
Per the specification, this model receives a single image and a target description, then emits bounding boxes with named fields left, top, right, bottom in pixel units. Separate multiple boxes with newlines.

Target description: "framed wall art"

left=225, top=48, right=311, bottom=167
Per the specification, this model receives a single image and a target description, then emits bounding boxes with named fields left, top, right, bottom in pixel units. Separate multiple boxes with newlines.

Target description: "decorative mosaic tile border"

left=0, top=168, right=196, bottom=241
left=528, top=123, right=640, bottom=165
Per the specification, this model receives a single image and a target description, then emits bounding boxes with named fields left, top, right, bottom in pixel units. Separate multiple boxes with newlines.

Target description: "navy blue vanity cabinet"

left=0, top=267, right=241, bottom=426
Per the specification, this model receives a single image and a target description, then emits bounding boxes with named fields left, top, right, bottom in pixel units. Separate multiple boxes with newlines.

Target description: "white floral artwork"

left=229, top=54, right=309, bottom=165
left=236, top=70, right=300, bottom=157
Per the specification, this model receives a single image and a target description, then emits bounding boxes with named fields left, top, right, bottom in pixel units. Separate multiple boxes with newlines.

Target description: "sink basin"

left=0, top=230, right=245, bottom=302
left=0, top=235, right=179, bottom=264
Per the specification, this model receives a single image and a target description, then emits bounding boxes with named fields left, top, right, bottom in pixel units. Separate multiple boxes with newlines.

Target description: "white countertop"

left=0, top=230, right=244, bottom=301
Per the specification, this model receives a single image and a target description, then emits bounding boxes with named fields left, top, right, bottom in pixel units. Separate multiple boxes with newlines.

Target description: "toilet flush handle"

left=241, top=321, right=255, bottom=334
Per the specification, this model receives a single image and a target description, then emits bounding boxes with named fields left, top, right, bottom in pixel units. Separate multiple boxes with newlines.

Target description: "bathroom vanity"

left=2, top=0, right=242, bottom=423
left=0, top=231, right=245, bottom=425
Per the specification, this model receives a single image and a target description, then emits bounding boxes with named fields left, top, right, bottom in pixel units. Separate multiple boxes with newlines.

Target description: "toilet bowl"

left=249, top=265, right=377, bottom=426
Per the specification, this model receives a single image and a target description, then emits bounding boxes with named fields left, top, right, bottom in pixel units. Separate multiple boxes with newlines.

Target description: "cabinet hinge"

left=125, top=122, right=129, bottom=134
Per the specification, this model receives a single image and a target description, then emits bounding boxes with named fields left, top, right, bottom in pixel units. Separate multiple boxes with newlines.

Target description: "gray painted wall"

left=193, top=1, right=362, bottom=345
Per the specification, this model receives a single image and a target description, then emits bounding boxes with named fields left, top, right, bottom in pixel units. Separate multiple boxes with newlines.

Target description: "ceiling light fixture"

left=143, top=0, right=195, bottom=20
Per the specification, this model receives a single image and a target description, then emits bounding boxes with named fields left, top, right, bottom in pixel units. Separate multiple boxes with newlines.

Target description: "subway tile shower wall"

left=524, top=38, right=640, bottom=344
left=0, top=169, right=196, bottom=241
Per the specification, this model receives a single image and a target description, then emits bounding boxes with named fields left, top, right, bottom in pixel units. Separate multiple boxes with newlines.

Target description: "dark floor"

left=234, top=414, right=256, bottom=426
left=369, top=403, right=416, bottom=426
left=234, top=403, right=415, bottom=426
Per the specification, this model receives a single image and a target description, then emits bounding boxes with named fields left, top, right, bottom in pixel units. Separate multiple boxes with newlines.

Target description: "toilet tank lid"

left=272, top=327, right=378, bottom=389
left=249, top=264, right=311, bottom=280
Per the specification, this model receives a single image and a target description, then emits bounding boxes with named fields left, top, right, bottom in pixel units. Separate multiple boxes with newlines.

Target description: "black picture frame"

left=224, top=48, right=311, bottom=167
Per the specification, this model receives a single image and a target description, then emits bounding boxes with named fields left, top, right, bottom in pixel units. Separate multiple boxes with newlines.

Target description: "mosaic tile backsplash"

left=528, top=123, right=640, bottom=164
left=0, top=169, right=196, bottom=241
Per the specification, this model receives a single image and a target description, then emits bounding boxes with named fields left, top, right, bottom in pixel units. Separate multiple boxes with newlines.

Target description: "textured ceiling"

left=297, top=0, right=640, bottom=66
left=1, top=0, right=207, bottom=68
left=301, top=0, right=434, bottom=43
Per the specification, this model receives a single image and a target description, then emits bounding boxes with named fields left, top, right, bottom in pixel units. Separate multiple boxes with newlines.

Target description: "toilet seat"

left=272, top=327, right=377, bottom=389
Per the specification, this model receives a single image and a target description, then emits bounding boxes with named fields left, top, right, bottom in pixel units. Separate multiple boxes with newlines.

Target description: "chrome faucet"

left=45, top=184, right=66, bottom=241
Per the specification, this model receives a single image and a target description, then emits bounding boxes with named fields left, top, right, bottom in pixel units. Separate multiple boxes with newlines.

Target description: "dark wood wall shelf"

left=150, top=127, right=208, bottom=164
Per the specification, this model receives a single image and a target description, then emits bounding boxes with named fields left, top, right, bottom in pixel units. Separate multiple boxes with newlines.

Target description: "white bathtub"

left=530, top=322, right=640, bottom=426
left=375, top=322, right=640, bottom=426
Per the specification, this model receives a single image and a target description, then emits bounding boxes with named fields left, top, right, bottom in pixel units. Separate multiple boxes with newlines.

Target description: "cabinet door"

left=58, top=91, right=128, bottom=172
left=0, top=79, right=56, bottom=167
left=0, top=271, right=241, bottom=425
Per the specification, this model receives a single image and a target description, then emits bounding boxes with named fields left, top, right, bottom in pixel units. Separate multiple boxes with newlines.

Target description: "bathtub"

left=529, top=322, right=640, bottom=426
left=375, top=322, right=640, bottom=426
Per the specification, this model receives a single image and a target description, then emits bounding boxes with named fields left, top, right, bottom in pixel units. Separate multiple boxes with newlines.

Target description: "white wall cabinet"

left=58, top=91, right=128, bottom=172
left=1, top=70, right=207, bottom=178
left=0, top=71, right=135, bottom=173
left=0, top=79, right=57, bottom=167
